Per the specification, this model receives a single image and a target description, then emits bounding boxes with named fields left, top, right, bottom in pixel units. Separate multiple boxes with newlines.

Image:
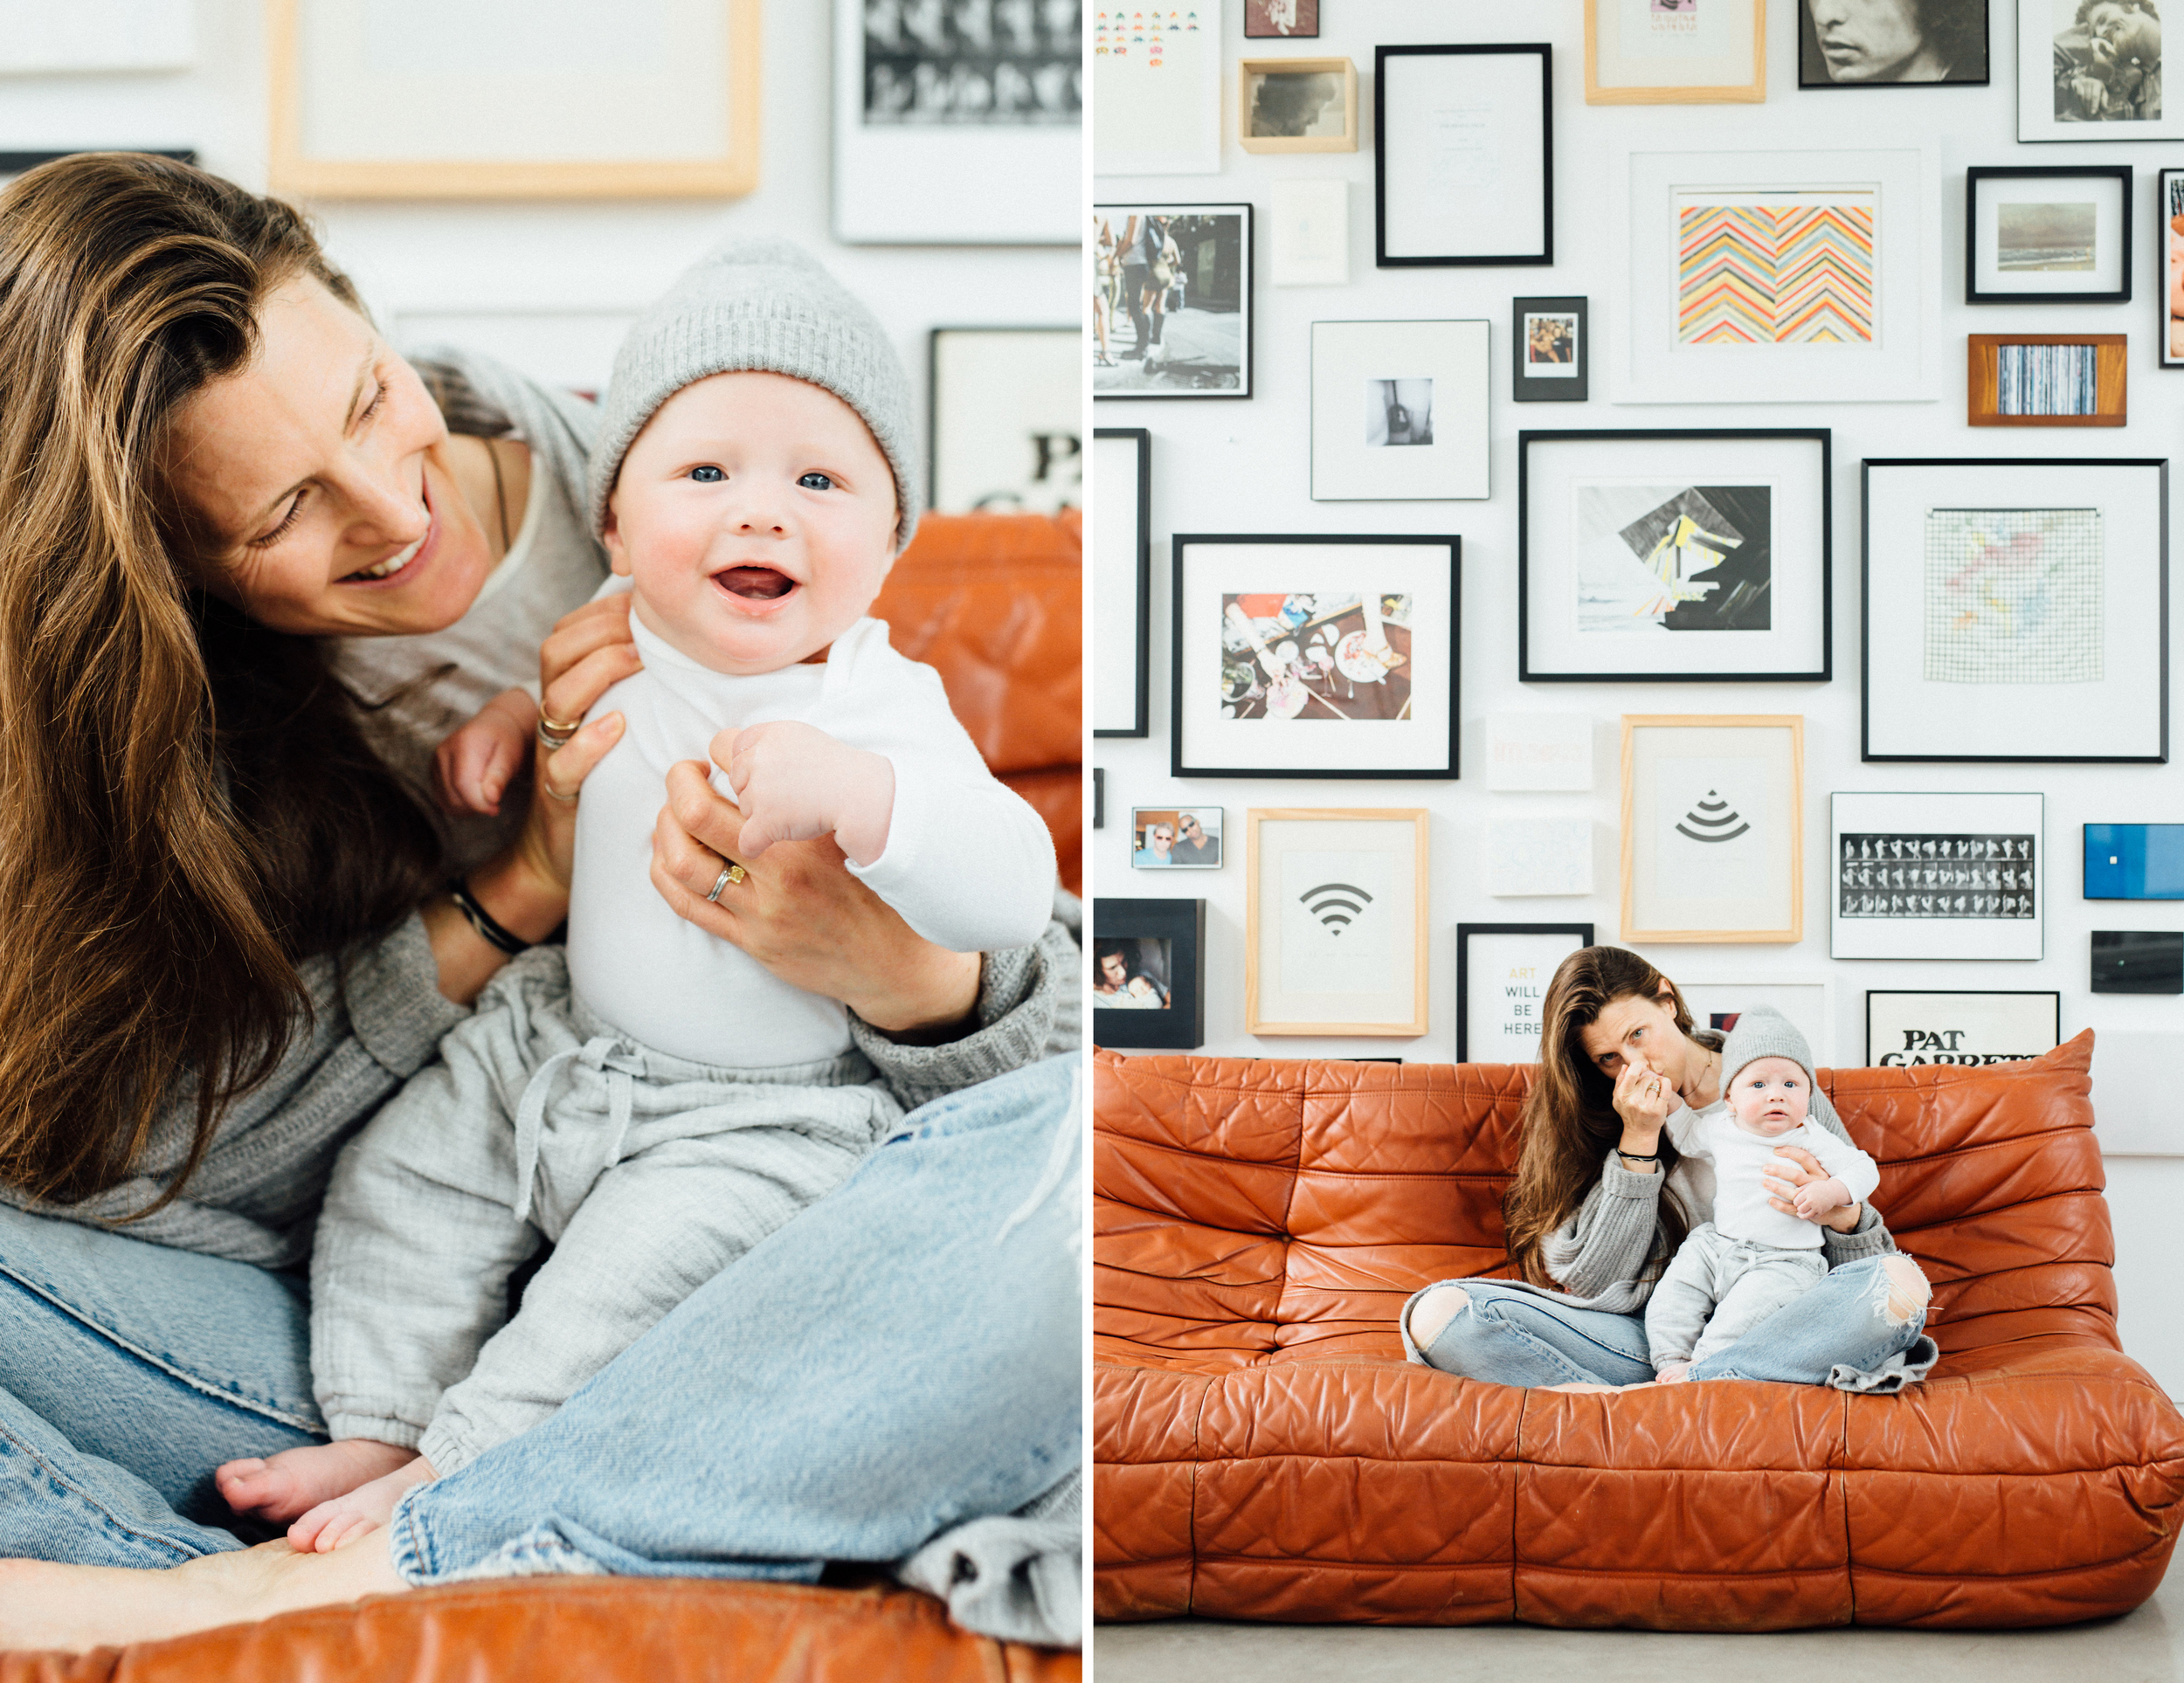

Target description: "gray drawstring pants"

left=1642, top=1222, right=1829, bottom=1371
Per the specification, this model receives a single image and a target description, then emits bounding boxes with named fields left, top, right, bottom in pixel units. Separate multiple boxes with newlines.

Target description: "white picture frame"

left=1271, top=179, right=1351, bottom=286
left=1247, top=808, right=1430, bottom=1037
left=1676, top=976, right=1836, bottom=1067
left=2019, top=0, right=2184, bottom=143
left=1092, top=1, right=1222, bottom=176
left=1865, top=990, right=2061, bottom=1067
left=1093, top=430, right=1151, bottom=738
left=1310, top=320, right=1490, bottom=501
left=1829, top=791, right=2046, bottom=961
left=1457, top=923, right=1594, bottom=1062
left=1621, top=714, right=1804, bottom=943
left=928, top=328, right=1081, bottom=515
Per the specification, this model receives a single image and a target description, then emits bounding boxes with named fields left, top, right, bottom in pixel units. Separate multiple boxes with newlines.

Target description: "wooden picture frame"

left=1377, top=44, right=1553, bottom=267
left=1830, top=791, right=2044, bottom=961
left=1586, top=0, right=1765, bottom=105
left=1247, top=809, right=1429, bottom=1038
left=1093, top=897, right=1207, bottom=1050
left=1965, top=166, right=2131, bottom=306
left=1456, top=923, right=1593, bottom=1062
left=1865, top=990, right=2060, bottom=1066
left=1621, top=714, right=1804, bottom=944
left=1239, top=56, right=1356, bottom=153
left=1967, top=335, right=2127, bottom=425
left=1092, top=430, right=1151, bottom=738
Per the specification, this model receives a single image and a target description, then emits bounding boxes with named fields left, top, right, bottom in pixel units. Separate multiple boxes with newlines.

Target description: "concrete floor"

left=1092, top=1561, right=2183, bottom=1682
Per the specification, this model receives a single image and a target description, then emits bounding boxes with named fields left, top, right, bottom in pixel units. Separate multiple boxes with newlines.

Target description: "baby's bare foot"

left=290, top=1454, right=435, bottom=1554
left=217, top=1438, right=416, bottom=1525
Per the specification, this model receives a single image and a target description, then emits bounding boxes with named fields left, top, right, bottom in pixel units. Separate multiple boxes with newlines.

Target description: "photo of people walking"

left=1093, top=203, right=1253, bottom=396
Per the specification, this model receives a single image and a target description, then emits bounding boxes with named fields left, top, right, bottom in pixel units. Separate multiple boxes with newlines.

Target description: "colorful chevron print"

left=1676, top=197, right=1876, bottom=346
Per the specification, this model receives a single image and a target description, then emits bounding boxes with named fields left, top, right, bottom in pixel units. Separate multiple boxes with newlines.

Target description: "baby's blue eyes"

left=690, top=466, right=724, bottom=482
left=799, top=471, right=834, bottom=490
left=683, top=467, right=834, bottom=488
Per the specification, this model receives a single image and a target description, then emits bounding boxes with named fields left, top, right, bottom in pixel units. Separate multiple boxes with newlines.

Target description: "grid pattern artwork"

left=1994, top=342, right=2097, bottom=415
left=1838, top=833, right=2037, bottom=920
left=1675, top=197, right=1876, bottom=345
left=1922, top=507, right=2103, bottom=685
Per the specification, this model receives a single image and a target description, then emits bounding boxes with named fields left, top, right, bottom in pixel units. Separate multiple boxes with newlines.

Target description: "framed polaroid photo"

left=1830, top=791, right=2044, bottom=960
left=1376, top=44, right=1552, bottom=267
left=1621, top=714, right=1803, bottom=944
left=1239, top=56, right=1356, bottom=153
left=1615, top=144, right=1937, bottom=405
left=1514, top=296, right=1589, bottom=403
left=2020, top=0, right=2184, bottom=142
left=1966, top=334, right=2127, bottom=425
left=1093, top=898, right=1207, bottom=1050
left=1865, top=990, right=2060, bottom=1066
left=2093, top=930, right=2184, bottom=993
left=1800, top=0, right=1988, bottom=87
left=1092, top=4, right=1221, bottom=175
left=1966, top=167, right=2130, bottom=305
left=1248, top=809, right=1429, bottom=1037
left=928, top=328, right=1079, bottom=515
left=1246, top=0, right=1318, bottom=37
left=2086, top=823, right=2184, bottom=898
left=1861, top=458, right=2167, bottom=761
left=1130, top=806, right=1224, bottom=869
left=1586, top=0, right=1764, bottom=104
left=1171, top=534, right=1461, bottom=779
left=1093, top=430, right=1151, bottom=738
left=1676, top=976, right=1836, bottom=1066
left=1310, top=320, right=1489, bottom=500
left=1094, top=203, right=1254, bottom=400
left=1456, top=923, right=1593, bottom=1062
left=1519, top=429, right=1832, bottom=683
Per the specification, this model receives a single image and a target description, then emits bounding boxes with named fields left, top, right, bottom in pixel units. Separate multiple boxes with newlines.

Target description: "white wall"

left=1093, top=1, right=2184, bottom=1397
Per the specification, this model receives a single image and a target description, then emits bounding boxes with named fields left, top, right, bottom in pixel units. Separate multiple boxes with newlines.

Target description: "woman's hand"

left=1608, top=1057, right=1675, bottom=1164
left=1762, top=1144, right=1862, bottom=1231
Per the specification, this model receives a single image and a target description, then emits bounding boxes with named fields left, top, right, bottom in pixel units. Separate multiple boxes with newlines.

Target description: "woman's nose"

left=342, top=457, right=427, bottom=543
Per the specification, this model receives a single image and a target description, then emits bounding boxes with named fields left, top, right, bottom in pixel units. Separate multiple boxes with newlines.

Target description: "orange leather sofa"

left=1095, top=1035, right=2184, bottom=1631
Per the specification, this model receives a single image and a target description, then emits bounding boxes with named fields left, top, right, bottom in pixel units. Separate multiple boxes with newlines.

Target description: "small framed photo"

left=1239, top=56, right=1356, bottom=153
left=1310, top=320, right=1489, bottom=500
left=1676, top=976, right=1837, bottom=1066
left=1377, top=44, right=1552, bottom=267
left=1092, top=430, right=1151, bottom=738
left=2093, top=930, right=2184, bottom=993
left=928, top=328, right=1079, bottom=515
left=1513, top=296, right=1589, bottom=403
left=1246, top=0, right=1318, bottom=38
left=1248, top=809, right=1429, bottom=1037
left=2163, top=169, right=2184, bottom=369
left=1861, top=458, right=2167, bottom=761
left=1093, top=203, right=1254, bottom=400
left=2020, top=0, right=2183, bottom=142
left=1456, top=923, right=1593, bottom=1062
left=1091, top=5, right=1220, bottom=175
left=1800, top=0, right=1989, bottom=87
left=1519, top=429, right=1832, bottom=684
left=1586, top=0, right=1764, bottom=104
left=1093, top=898, right=1206, bottom=1050
left=1966, top=167, right=2130, bottom=305
left=1130, top=806, right=1224, bottom=869
left=1865, top=990, right=2060, bottom=1066
left=1830, top=791, right=2045, bottom=961
left=1171, top=534, right=1461, bottom=780
left=1966, top=334, right=2126, bottom=425
left=1621, top=714, right=1804, bottom=944
left=2085, top=823, right=2184, bottom=898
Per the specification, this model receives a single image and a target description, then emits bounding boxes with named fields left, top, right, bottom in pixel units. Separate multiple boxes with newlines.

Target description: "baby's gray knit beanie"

left=586, top=236, right=920, bottom=549
left=1719, top=1006, right=1817, bottom=1090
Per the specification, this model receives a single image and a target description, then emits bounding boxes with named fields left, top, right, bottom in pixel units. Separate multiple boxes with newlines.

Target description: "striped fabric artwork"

left=1676, top=198, right=1876, bottom=346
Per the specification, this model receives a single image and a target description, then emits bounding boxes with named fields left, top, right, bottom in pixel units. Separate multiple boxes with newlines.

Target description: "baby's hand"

left=1792, top=1176, right=1852, bottom=1222
left=434, top=688, right=538, bottom=817
left=722, top=721, right=896, bottom=866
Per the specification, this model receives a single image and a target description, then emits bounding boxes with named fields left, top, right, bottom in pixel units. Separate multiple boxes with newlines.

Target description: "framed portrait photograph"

left=1676, top=976, right=1836, bottom=1066
left=1513, top=296, right=1589, bottom=403
left=1094, top=204, right=1254, bottom=400
left=1621, top=714, right=1804, bottom=944
left=2093, top=930, right=2184, bottom=993
left=1248, top=809, right=1429, bottom=1037
left=1456, top=923, right=1593, bottom=1062
left=1519, top=429, right=1832, bottom=684
left=1131, top=806, right=1224, bottom=869
left=1861, top=458, right=2167, bottom=761
left=1376, top=44, right=1553, bottom=267
left=1831, top=791, right=2044, bottom=960
left=1966, top=334, right=2127, bottom=424
left=1866, top=990, right=2060, bottom=1066
left=1093, top=898, right=1207, bottom=1050
left=1171, top=534, right=1461, bottom=779
left=1586, top=0, right=1765, bottom=104
left=1966, top=166, right=2130, bottom=304
left=2085, top=822, right=2184, bottom=898
left=1310, top=320, right=1489, bottom=500
left=1092, top=3, right=1220, bottom=175
left=1246, top=0, right=1318, bottom=36
left=2020, top=0, right=2181, bottom=142
left=1800, top=0, right=1988, bottom=87
left=928, top=328, right=1079, bottom=514
left=1092, top=430, right=1151, bottom=738
left=1239, top=56, right=1356, bottom=153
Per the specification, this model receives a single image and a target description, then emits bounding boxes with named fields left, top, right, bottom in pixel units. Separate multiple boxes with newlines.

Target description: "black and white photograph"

left=860, top=0, right=1080, bottom=124
left=1239, top=59, right=1357, bottom=152
left=1094, top=203, right=1253, bottom=398
left=1799, top=0, right=1991, bottom=87
left=2020, top=0, right=2182, bottom=140
left=1310, top=320, right=1489, bottom=500
left=1377, top=44, right=1552, bottom=266
left=1837, top=831, right=2038, bottom=921
left=1514, top=296, right=1589, bottom=402
left=1966, top=166, right=2131, bottom=303
left=1865, top=990, right=2062, bottom=1065
left=1130, top=807, right=1224, bottom=869
left=1246, top=0, right=1319, bottom=36
left=1830, top=792, right=2045, bottom=959
left=1094, top=898, right=1208, bottom=1048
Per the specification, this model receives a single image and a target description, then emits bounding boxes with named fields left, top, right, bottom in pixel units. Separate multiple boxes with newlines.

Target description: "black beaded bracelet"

left=447, top=877, right=531, bottom=957
left=1616, top=1148, right=1662, bottom=1163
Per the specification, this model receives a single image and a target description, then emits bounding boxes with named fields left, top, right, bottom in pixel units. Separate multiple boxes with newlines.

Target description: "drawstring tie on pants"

left=511, top=1035, right=642, bottom=1224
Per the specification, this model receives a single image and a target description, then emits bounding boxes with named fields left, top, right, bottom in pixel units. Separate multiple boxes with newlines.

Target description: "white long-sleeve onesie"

left=1697, top=1107, right=1882, bottom=1251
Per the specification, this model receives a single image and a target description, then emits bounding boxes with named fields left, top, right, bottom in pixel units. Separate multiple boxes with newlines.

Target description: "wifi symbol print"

left=1300, top=881, right=1373, bottom=935
left=1675, top=789, right=1750, bottom=844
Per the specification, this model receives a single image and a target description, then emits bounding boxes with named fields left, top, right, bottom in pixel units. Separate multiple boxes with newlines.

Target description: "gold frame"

left=1237, top=55, right=1358, bottom=154
left=266, top=0, right=761, bottom=199
left=1584, top=0, right=1766, bottom=106
left=1246, top=808, right=1430, bottom=1037
left=1620, top=714, right=1803, bottom=944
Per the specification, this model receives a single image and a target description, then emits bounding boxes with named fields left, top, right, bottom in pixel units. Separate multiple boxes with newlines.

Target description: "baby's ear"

left=602, top=500, right=632, bottom=577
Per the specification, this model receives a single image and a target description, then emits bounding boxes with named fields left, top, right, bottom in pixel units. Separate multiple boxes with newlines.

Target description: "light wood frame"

left=1620, top=714, right=1804, bottom=944
left=1967, top=335, right=2127, bottom=427
left=1238, top=55, right=1357, bottom=154
left=267, top=0, right=761, bottom=199
left=1584, top=0, right=1765, bottom=106
left=1247, top=808, right=1429, bottom=1037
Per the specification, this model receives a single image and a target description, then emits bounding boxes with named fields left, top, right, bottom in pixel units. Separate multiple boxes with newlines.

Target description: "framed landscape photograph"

left=1865, top=990, right=2060, bottom=1066
left=1800, top=0, right=1988, bottom=87
left=1519, top=430, right=1832, bottom=683
left=928, top=328, right=1078, bottom=514
left=1093, top=898, right=1207, bottom=1050
left=1621, top=714, right=1803, bottom=944
left=1130, top=806, right=1224, bottom=869
left=1094, top=204, right=1254, bottom=399
left=1830, top=791, right=2044, bottom=960
left=1456, top=923, right=1593, bottom=1062
left=1246, top=0, right=1318, bottom=37
left=1310, top=320, right=1490, bottom=500
left=1966, top=166, right=2130, bottom=304
left=1091, top=4, right=1220, bottom=174
left=1586, top=0, right=1764, bottom=104
left=1092, top=430, right=1151, bottom=738
left=1676, top=976, right=1836, bottom=1066
left=1172, top=534, right=1461, bottom=779
left=1377, top=44, right=1552, bottom=267
left=1861, top=458, right=2167, bottom=761
left=1239, top=56, right=1356, bottom=153
left=2019, top=0, right=2184, bottom=142
left=1513, top=296, right=1589, bottom=403
left=1966, top=334, right=2127, bottom=424
left=1247, top=809, right=1429, bottom=1037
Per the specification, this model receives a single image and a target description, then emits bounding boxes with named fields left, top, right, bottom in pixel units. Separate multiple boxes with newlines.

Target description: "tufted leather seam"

left=1886, top=1186, right=2114, bottom=1239
left=1186, top=1372, right=1213, bottom=1618
left=1869, top=1123, right=2097, bottom=1169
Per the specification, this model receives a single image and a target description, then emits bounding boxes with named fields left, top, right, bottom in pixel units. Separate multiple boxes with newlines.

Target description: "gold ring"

left=537, top=715, right=581, bottom=750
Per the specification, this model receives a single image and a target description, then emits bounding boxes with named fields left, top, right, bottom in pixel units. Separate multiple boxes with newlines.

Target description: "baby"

left=218, top=238, right=1056, bottom=1548
left=1643, top=1009, right=1880, bottom=1382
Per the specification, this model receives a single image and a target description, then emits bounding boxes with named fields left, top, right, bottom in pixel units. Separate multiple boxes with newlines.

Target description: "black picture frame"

left=1093, top=898, right=1206, bottom=1049
left=1456, top=923, right=1593, bottom=1062
left=1863, top=990, right=2060, bottom=1066
left=2092, top=931, right=2184, bottom=995
left=1093, top=203, right=1254, bottom=400
left=2162, top=169, right=2184, bottom=370
left=0, top=148, right=195, bottom=176
left=1517, top=428, right=1833, bottom=684
left=1375, top=44, right=1553, bottom=268
left=1093, top=428, right=1152, bottom=738
left=1797, top=0, right=1989, bottom=89
left=1512, top=295, right=1588, bottom=403
left=1171, top=533, right=1462, bottom=779
left=1965, top=166, right=2131, bottom=307
left=1093, top=768, right=1105, bottom=830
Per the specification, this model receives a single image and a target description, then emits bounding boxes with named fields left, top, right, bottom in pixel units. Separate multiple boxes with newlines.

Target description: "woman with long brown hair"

left=1402, top=946, right=1934, bottom=1390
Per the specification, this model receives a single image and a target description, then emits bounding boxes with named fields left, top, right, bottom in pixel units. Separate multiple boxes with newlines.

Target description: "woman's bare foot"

left=217, top=1438, right=416, bottom=1525
left=289, top=1455, right=436, bottom=1553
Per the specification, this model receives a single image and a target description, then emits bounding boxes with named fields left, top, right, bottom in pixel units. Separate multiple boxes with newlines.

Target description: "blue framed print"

left=2084, top=824, right=2184, bottom=899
